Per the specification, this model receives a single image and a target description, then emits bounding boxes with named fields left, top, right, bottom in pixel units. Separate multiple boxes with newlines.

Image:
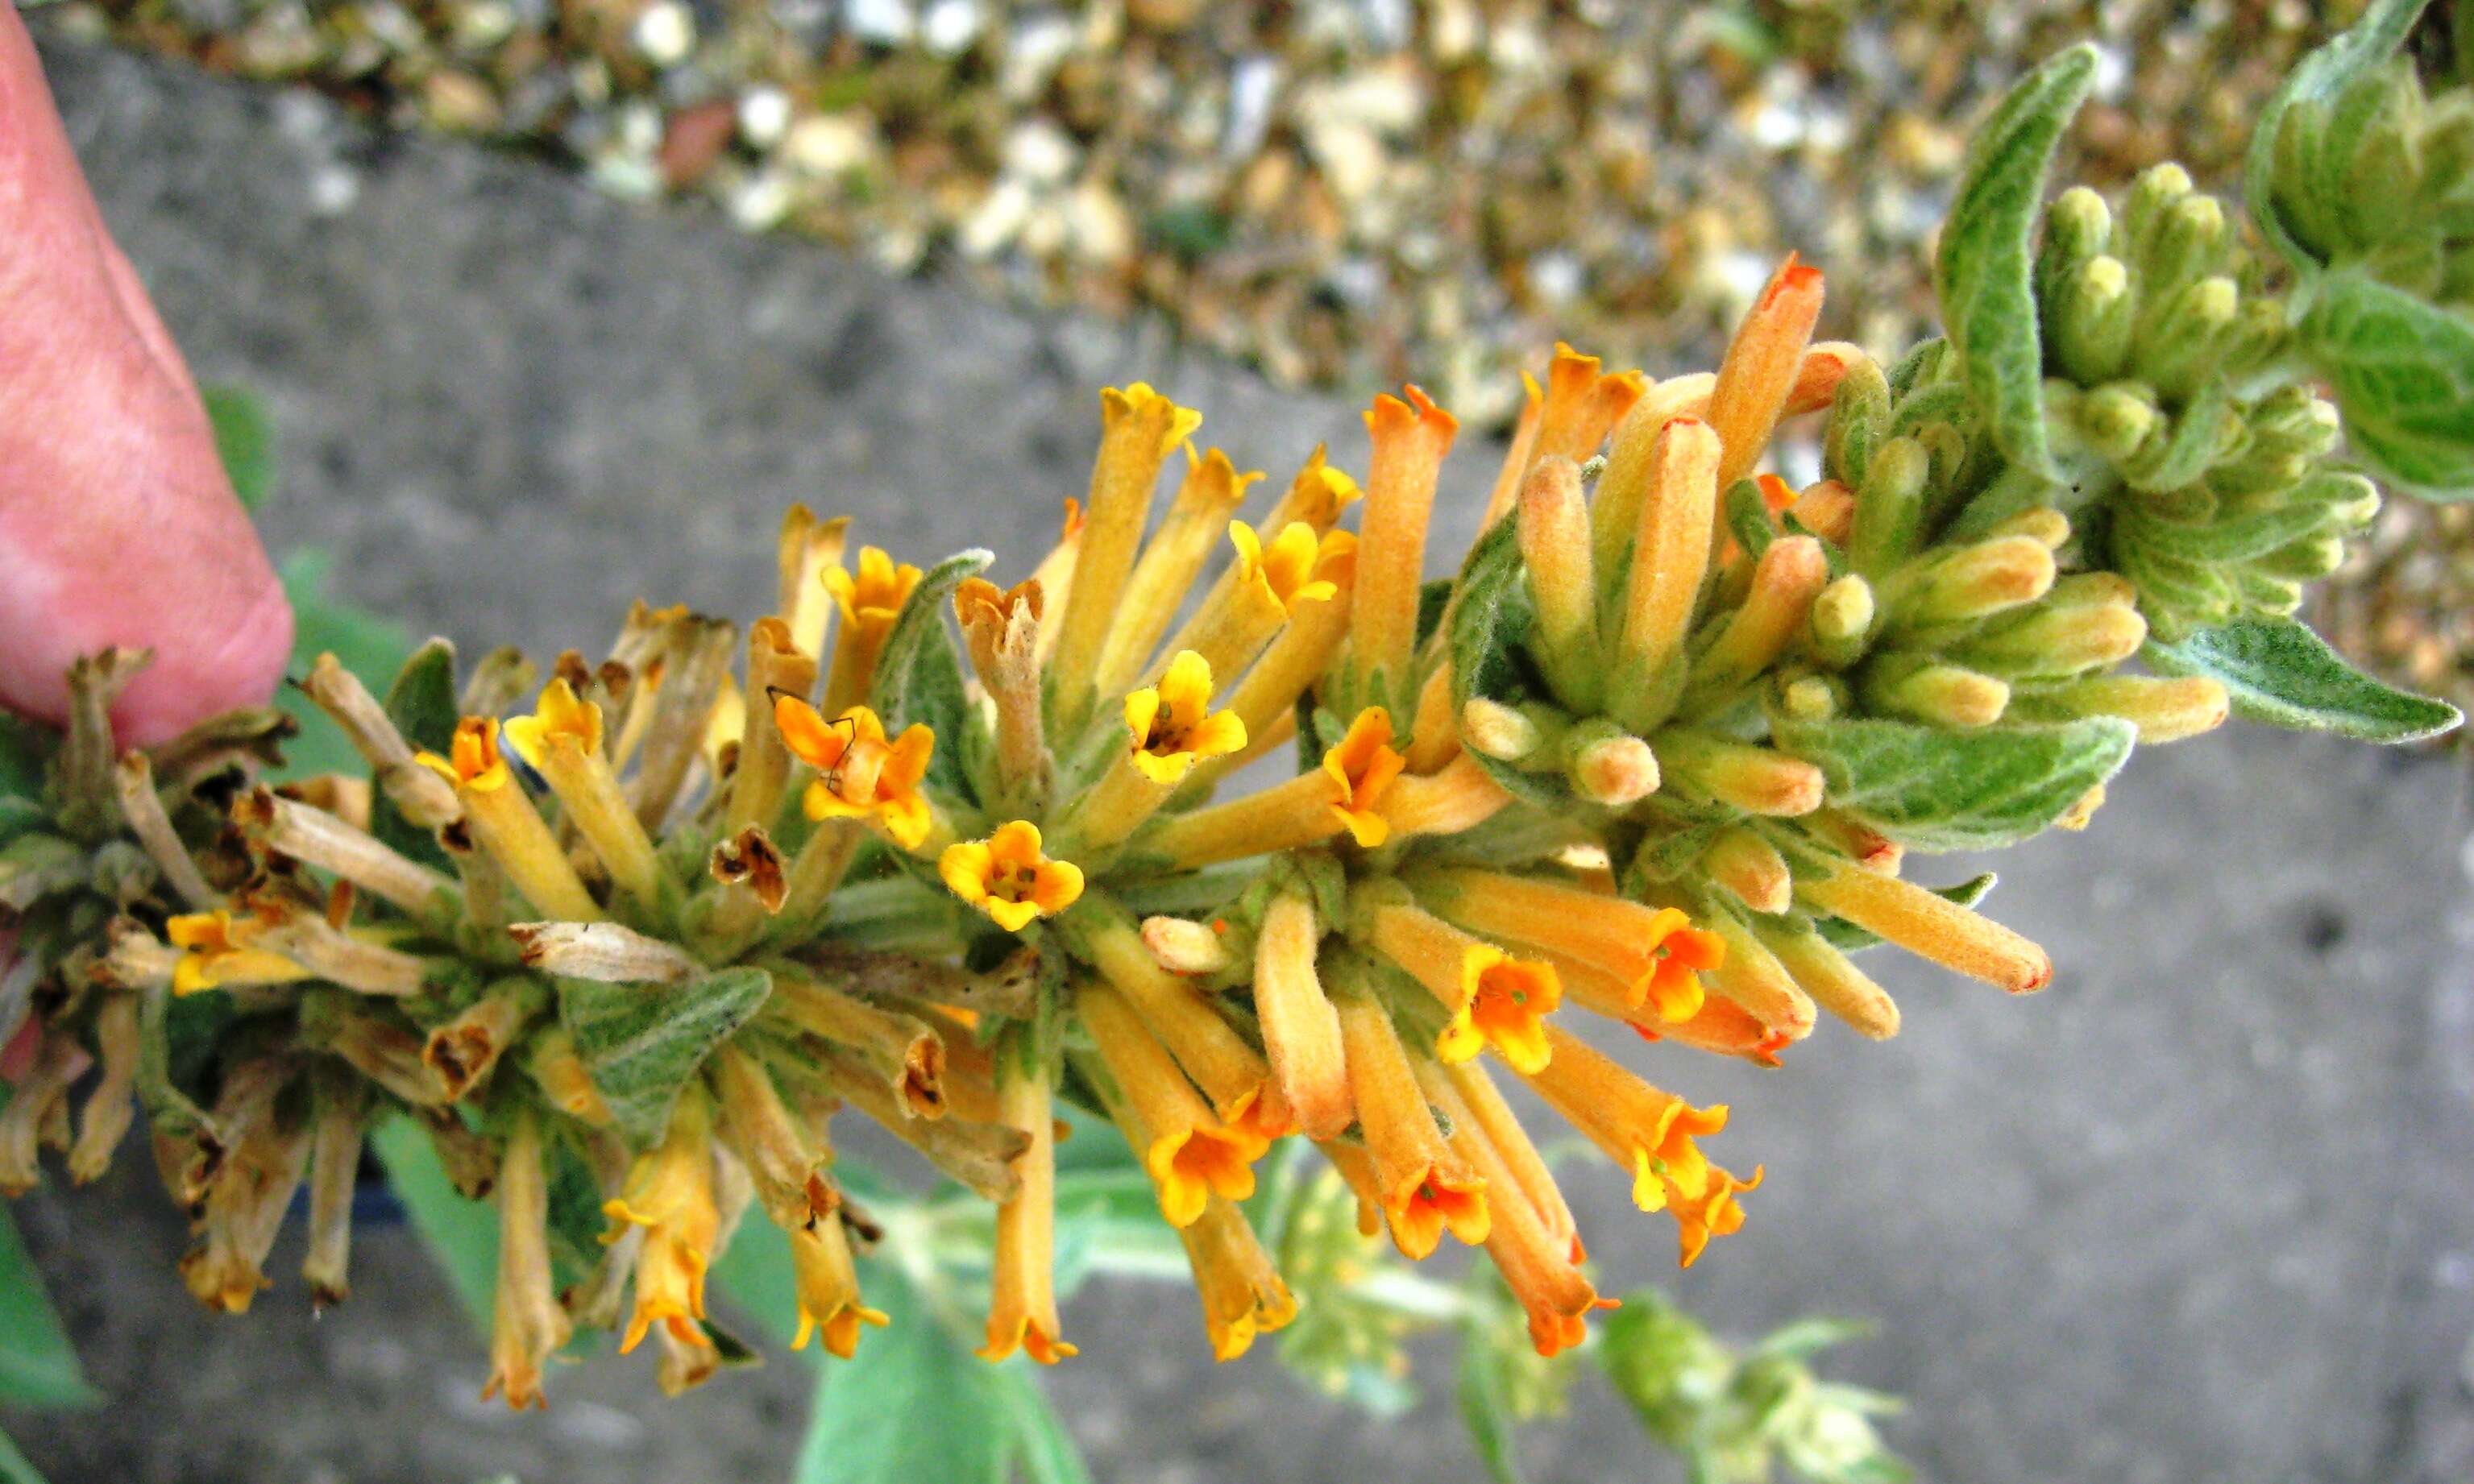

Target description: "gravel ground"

left=7, top=28, right=2474, bottom=1484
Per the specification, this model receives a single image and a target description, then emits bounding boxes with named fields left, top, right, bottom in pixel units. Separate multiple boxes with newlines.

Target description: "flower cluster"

left=2, top=5, right=2466, bottom=1436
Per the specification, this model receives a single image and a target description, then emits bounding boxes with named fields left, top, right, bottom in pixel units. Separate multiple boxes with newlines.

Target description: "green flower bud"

left=1778, top=672, right=1844, bottom=721
left=2136, top=194, right=2230, bottom=298
left=2253, top=531, right=2348, bottom=581
left=2119, top=162, right=2195, bottom=268
left=1955, top=595, right=2148, bottom=679
left=1808, top=574, right=1878, bottom=669
left=2078, top=383, right=2162, bottom=464
left=1847, top=437, right=1927, bottom=578
left=1860, top=656, right=2010, bottom=727
left=2049, top=255, right=2134, bottom=385
left=1824, top=354, right=1891, bottom=489
left=2036, top=185, right=2115, bottom=309
left=2137, top=276, right=2240, bottom=397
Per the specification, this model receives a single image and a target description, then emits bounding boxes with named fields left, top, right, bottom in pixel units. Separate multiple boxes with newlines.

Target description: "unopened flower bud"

left=2033, top=674, right=2230, bottom=743
left=2137, top=194, right=2228, bottom=296
left=2119, top=161, right=2195, bottom=264
left=1808, top=574, right=1876, bottom=670
left=1886, top=535, right=2055, bottom=629
left=1824, top=354, right=1891, bottom=489
left=2050, top=255, right=2133, bottom=384
left=2037, top=187, right=2115, bottom=295
left=2254, top=531, right=2347, bottom=581
left=1847, top=437, right=1927, bottom=578
left=1862, top=659, right=2010, bottom=728
left=1778, top=674, right=1842, bottom=721
left=1461, top=697, right=1546, bottom=764
left=1957, top=598, right=2147, bottom=678
left=2078, top=383, right=2161, bottom=465
left=1566, top=723, right=1660, bottom=807
left=1143, top=915, right=1233, bottom=976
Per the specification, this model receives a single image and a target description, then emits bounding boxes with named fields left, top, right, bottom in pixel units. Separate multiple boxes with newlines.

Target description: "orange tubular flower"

left=1671, top=1164, right=1764, bottom=1268
left=982, top=1036, right=1074, bottom=1365
left=1351, top=385, right=1459, bottom=700
left=164, top=910, right=311, bottom=996
left=1252, top=893, right=1353, bottom=1142
left=1330, top=991, right=1488, bottom=1260
left=938, top=821, right=1085, bottom=932
left=820, top=545, right=923, bottom=712
left=789, top=1215, right=889, bottom=1359
left=1081, top=981, right=1257, bottom=1227
left=1360, top=893, right=1561, bottom=1074
left=1413, top=867, right=1724, bottom=1023
left=1516, top=1025, right=1755, bottom=1266
left=1177, top=1197, right=1299, bottom=1362
left=1231, top=519, right=1343, bottom=613
left=1123, top=650, right=1248, bottom=786
left=417, top=716, right=604, bottom=922
left=483, top=1111, right=571, bottom=1411
left=604, top=1093, right=722, bottom=1354
left=1708, top=255, right=1825, bottom=491
left=1441, top=945, right=1563, bottom=1075
left=1422, top=1064, right=1609, bottom=1358
left=774, top=697, right=936, bottom=850
left=1322, top=707, right=1407, bottom=847
left=1532, top=341, right=1649, bottom=467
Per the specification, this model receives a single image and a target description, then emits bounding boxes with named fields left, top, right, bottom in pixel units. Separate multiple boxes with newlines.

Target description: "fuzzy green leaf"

left=791, top=1252, right=1091, bottom=1484
left=1773, top=715, right=2134, bottom=852
left=370, top=1114, right=500, bottom=1333
left=2144, top=616, right=2462, bottom=740
left=560, top=967, right=773, bottom=1148
left=1934, top=44, right=2098, bottom=482
left=0, top=1426, right=44, bottom=1484
left=871, top=549, right=993, bottom=806
left=0, top=1208, right=97, bottom=1410
left=368, top=640, right=460, bottom=872
left=1447, top=516, right=1569, bottom=808
left=2246, top=0, right=2428, bottom=273
left=1456, top=1321, right=1531, bottom=1484
left=2299, top=269, right=2474, bottom=497
left=202, top=382, right=278, bottom=512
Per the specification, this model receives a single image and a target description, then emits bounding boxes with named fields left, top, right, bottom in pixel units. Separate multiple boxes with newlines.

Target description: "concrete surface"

left=9, top=29, right=2474, bottom=1484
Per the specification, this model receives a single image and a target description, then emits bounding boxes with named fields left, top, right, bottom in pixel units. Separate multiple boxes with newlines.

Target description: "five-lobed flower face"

left=1320, top=707, right=1406, bottom=847
left=1231, top=520, right=1347, bottom=614
left=774, top=696, right=936, bottom=848
left=1440, top=946, right=1563, bottom=1074
left=418, top=715, right=513, bottom=792
left=823, top=546, right=924, bottom=640
left=939, top=820, right=1085, bottom=932
left=1123, top=649, right=1247, bottom=784
left=502, top=677, right=604, bottom=765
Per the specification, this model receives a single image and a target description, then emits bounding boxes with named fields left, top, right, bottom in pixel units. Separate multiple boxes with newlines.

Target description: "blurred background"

left=6, top=2, right=2474, bottom=1480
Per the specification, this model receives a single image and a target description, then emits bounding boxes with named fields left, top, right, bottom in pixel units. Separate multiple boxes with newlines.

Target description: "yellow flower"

left=603, top=1097, right=720, bottom=1355
left=414, top=715, right=512, bottom=792
left=774, top=697, right=936, bottom=849
left=1671, top=1163, right=1762, bottom=1268
left=164, top=910, right=308, bottom=997
left=1634, top=907, right=1727, bottom=1023
left=788, top=1217, right=889, bottom=1359
left=1320, top=707, right=1405, bottom=848
left=501, top=678, right=603, bottom=768
left=1436, top=946, right=1561, bottom=1075
left=1105, top=381, right=1205, bottom=457
left=1229, top=520, right=1343, bottom=615
left=939, top=821, right=1085, bottom=932
left=822, top=546, right=923, bottom=638
left=1122, top=650, right=1247, bottom=785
